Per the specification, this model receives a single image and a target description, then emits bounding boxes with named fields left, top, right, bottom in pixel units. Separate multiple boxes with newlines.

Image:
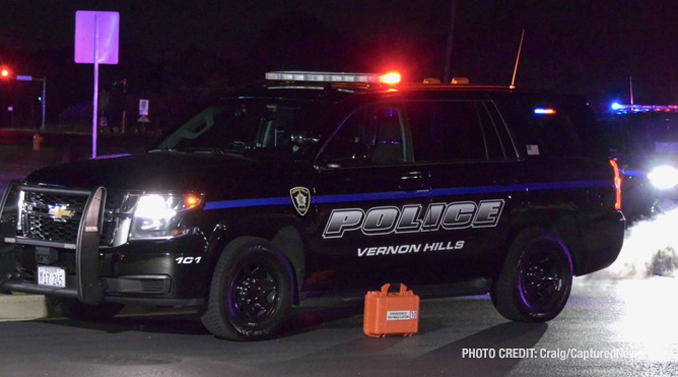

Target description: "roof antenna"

left=629, top=76, right=634, bottom=104
left=510, top=29, right=526, bottom=89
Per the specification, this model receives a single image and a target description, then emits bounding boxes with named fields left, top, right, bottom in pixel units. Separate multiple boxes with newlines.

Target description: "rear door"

left=404, top=99, right=523, bottom=282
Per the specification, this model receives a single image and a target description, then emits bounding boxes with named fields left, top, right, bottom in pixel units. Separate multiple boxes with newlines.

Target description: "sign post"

left=75, top=11, right=120, bottom=158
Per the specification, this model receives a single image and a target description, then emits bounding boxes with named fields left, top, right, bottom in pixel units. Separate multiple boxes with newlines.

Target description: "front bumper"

left=622, top=173, right=678, bottom=218
left=0, top=182, right=207, bottom=307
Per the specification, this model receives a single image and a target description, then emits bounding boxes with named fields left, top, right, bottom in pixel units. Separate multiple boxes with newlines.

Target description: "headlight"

left=129, top=193, right=203, bottom=240
left=647, top=165, right=678, bottom=189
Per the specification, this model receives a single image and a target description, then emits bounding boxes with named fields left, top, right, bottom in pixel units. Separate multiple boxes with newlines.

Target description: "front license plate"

left=37, top=266, right=66, bottom=288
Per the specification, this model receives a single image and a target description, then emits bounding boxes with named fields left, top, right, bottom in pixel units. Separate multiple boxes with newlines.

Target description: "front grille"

left=18, top=189, right=127, bottom=247
left=22, top=191, right=86, bottom=244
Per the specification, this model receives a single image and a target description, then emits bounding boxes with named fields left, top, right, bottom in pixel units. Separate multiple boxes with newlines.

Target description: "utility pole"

left=443, top=0, right=457, bottom=84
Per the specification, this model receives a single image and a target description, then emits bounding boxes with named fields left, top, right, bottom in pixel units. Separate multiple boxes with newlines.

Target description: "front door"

left=308, top=103, right=432, bottom=292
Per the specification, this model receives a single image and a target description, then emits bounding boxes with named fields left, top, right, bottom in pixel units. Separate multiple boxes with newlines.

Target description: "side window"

left=531, top=105, right=583, bottom=157
left=496, top=98, right=589, bottom=158
left=319, top=105, right=407, bottom=167
left=406, top=101, right=502, bottom=162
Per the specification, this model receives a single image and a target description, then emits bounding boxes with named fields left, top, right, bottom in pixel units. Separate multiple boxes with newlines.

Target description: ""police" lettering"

left=322, top=199, right=504, bottom=239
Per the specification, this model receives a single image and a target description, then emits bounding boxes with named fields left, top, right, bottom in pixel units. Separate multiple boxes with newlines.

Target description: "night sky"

left=1, top=0, right=677, bottom=123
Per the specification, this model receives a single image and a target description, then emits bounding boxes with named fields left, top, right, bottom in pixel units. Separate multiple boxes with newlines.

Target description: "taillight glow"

left=379, top=72, right=401, bottom=84
left=610, top=159, right=622, bottom=211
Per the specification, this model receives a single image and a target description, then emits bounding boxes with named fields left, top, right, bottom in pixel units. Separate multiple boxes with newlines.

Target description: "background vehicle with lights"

left=0, top=71, right=624, bottom=340
left=598, top=103, right=678, bottom=220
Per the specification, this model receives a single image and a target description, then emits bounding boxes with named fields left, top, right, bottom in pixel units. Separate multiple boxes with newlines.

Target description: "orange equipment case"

left=363, top=283, right=420, bottom=337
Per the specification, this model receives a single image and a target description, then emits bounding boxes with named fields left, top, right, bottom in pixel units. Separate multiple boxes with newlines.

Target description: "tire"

left=46, top=297, right=124, bottom=321
left=200, top=237, right=293, bottom=341
left=490, top=229, right=573, bottom=322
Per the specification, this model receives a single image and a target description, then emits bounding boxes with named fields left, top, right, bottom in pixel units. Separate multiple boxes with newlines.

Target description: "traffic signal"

left=1, top=69, right=8, bottom=77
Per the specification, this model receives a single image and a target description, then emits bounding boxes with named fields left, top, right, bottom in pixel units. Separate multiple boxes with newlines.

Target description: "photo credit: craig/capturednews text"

left=461, top=348, right=648, bottom=361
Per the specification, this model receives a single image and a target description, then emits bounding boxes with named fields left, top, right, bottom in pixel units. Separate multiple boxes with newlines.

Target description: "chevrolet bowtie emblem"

left=48, top=205, right=73, bottom=220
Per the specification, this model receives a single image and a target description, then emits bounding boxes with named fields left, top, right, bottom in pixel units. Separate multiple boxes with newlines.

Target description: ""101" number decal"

left=175, top=257, right=202, bottom=264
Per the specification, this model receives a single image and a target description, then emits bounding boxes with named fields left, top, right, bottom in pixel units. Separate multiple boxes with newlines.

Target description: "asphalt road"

left=0, top=278, right=676, bottom=377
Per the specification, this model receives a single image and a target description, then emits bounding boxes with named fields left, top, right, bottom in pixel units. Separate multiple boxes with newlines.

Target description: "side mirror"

left=319, top=141, right=370, bottom=168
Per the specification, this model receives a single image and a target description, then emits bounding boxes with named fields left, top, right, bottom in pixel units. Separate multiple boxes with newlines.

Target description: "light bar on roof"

left=265, top=71, right=400, bottom=84
left=611, top=103, right=678, bottom=113
left=534, top=108, right=556, bottom=115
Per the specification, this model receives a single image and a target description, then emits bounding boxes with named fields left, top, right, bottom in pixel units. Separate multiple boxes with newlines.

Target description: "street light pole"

left=14, top=75, right=46, bottom=130
left=35, top=77, right=46, bottom=130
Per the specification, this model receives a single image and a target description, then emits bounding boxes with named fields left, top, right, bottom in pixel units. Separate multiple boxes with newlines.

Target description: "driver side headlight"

left=129, top=193, right=203, bottom=240
left=647, top=165, right=678, bottom=189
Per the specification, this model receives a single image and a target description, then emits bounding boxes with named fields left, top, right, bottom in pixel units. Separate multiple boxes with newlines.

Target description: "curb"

left=0, top=294, right=49, bottom=322
left=0, top=294, right=196, bottom=322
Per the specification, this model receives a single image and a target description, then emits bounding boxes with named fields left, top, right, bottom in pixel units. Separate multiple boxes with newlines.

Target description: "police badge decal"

left=290, top=187, right=311, bottom=216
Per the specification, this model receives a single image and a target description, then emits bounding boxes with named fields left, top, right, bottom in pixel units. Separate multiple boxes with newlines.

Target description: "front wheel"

left=491, top=229, right=573, bottom=322
left=200, top=237, right=293, bottom=340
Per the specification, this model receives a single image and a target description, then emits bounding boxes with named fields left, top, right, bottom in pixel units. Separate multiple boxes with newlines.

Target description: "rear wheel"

left=201, top=237, right=293, bottom=340
left=491, top=229, right=573, bottom=322
left=46, top=297, right=124, bottom=321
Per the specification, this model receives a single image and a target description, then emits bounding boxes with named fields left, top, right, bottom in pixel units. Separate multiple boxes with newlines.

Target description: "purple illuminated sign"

left=74, top=11, right=120, bottom=64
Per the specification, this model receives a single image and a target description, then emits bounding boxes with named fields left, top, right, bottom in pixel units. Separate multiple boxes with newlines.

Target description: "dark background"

left=1, top=0, right=676, bottom=131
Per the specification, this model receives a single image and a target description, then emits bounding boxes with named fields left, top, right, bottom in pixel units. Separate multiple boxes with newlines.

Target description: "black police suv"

left=0, top=71, right=624, bottom=340
left=598, top=104, right=678, bottom=221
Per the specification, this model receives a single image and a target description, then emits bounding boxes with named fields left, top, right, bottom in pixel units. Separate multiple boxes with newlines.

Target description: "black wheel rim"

left=518, top=247, right=570, bottom=314
left=228, top=257, right=280, bottom=325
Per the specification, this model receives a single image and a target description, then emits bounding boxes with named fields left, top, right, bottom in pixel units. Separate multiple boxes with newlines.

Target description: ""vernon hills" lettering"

left=357, top=241, right=465, bottom=257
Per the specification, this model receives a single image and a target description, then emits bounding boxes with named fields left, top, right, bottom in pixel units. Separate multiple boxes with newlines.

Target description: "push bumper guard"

left=0, top=182, right=107, bottom=305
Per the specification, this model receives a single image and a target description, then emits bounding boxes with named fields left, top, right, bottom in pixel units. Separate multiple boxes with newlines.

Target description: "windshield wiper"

left=148, top=147, right=227, bottom=155
left=183, top=147, right=227, bottom=155
left=148, top=147, right=179, bottom=153
left=148, top=145, right=254, bottom=160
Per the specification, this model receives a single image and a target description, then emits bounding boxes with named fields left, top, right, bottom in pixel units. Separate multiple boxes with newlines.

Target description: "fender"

left=204, top=212, right=306, bottom=302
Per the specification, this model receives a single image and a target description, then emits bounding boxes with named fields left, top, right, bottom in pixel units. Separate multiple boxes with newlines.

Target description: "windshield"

left=155, top=98, right=329, bottom=154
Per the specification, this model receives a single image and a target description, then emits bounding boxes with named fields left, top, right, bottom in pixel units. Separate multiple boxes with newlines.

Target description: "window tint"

left=319, top=105, right=407, bottom=167
left=157, top=100, right=328, bottom=155
left=405, top=101, right=502, bottom=162
left=496, top=97, right=597, bottom=158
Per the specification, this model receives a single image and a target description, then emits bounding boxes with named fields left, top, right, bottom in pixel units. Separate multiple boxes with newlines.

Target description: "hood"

left=24, top=151, right=259, bottom=192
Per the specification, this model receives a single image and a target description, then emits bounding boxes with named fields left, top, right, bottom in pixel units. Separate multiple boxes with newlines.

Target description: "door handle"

left=398, top=172, right=427, bottom=192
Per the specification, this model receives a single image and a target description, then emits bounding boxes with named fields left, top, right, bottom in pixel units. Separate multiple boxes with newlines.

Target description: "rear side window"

left=405, top=101, right=506, bottom=162
left=496, top=96, right=602, bottom=158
